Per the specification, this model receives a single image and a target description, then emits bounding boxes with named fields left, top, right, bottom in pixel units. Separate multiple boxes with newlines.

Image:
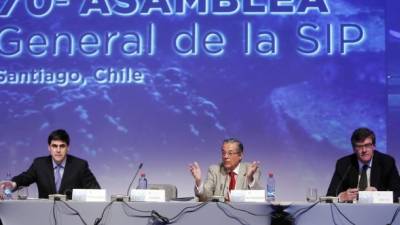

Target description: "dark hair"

left=48, top=129, right=70, bottom=146
left=222, top=138, right=244, bottom=153
left=351, top=127, right=375, bottom=148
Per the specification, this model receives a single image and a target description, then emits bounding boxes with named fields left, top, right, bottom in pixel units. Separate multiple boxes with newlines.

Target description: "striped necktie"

left=55, top=165, right=63, bottom=192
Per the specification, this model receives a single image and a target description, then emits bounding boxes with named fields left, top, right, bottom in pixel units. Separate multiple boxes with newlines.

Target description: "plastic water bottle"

left=137, top=173, right=148, bottom=189
left=3, top=172, right=13, bottom=200
left=266, top=172, right=276, bottom=202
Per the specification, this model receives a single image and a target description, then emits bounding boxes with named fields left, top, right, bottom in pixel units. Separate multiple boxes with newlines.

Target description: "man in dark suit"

left=0, top=129, right=100, bottom=199
left=327, top=127, right=400, bottom=202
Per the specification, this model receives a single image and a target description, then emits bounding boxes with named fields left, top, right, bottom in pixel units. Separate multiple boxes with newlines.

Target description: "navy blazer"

left=327, top=151, right=400, bottom=202
left=12, top=154, right=100, bottom=199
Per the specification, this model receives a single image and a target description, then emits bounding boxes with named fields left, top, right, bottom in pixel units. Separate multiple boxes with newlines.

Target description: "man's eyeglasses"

left=354, top=143, right=374, bottom=150
left=221, top=151, right=240, bottom=157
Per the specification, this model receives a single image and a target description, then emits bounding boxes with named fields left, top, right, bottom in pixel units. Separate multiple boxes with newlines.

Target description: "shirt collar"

left=232, top=163, right=241, bottom=175
left=52, top=157, right=67, bottom=169
left=358, top=157, right=373, bottom=170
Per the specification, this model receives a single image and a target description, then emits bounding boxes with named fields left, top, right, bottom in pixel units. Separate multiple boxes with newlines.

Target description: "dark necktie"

left=229, top=172, right=236, bottom=191
left=358, top=164, right=368, bottom=191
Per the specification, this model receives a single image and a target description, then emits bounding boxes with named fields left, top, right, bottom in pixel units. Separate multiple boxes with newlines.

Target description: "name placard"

left=358, top=191, right=393, bottom=204
left=230, top=190, right=265, bottom=202
left=72, top=189, right=107, bottom=202
left=130, top=189, right=166, bottom=202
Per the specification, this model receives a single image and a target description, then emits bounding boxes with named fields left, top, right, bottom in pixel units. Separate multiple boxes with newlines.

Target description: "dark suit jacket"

left=12, top=154, right=100, bottom=199
left=327, top=151, right=400, bottom=202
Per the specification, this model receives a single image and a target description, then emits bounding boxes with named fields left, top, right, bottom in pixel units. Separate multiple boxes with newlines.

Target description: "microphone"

left=211, top=167, right=229, bottom=202
left=321, top=164, right=352, bottom=203
left=126, top=163, right=144, bottom=196
left=222, top=171, right=229, bottom=199
left=335, top=164, right=352, bottom=197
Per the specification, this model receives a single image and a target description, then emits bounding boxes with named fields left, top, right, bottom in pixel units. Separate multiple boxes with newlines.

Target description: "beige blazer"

left=195, top=162, right=262, bottom=201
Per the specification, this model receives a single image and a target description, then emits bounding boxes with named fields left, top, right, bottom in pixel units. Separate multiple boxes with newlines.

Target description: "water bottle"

left=137, top=173, right=148, bottom=189
left=3, top=172, right=13, bottom=200
left=266, top=172, right=276, bottom=202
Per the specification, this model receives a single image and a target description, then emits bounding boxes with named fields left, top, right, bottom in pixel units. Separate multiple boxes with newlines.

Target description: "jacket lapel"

left=348, top=155, right=360, bottom=189
left=46, top=156, right=57, bottom=194
left=59, top=156, right=70, bottom=193
left=236, top=163, right=248, bottom=189
left=370, top=152, right=381, bottom=188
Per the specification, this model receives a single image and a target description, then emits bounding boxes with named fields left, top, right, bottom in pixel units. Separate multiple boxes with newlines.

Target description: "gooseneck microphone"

left=212, top=166, right=229, bottom=202
left=222, top=171, right=229, bottom=199
left=126, top=163, right=143, bottom=196
left=335, top=164, right=352, bottom=197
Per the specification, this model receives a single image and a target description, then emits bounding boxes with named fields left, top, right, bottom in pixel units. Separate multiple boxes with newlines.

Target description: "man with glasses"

left=189, top=138, right=262, bottom=201
left=0, top=129, right=100, bottom=199
left=327, top=127, right=400, bottom=202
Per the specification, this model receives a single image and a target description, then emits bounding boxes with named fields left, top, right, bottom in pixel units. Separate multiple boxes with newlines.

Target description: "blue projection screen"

left=0, top=0, right=391, bottom=200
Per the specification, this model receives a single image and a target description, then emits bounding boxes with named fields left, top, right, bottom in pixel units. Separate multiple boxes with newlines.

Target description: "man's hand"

left=0, top=180, right=17, bottom=200
left=189, top=162, right=202, bottom=187
left=365, top=186, right=377, bottom=191
left=339, top=188, right=358, bottom=202
left=0, top=180, right=16, bottom=190
left=246, top=161, right=260, bottom=183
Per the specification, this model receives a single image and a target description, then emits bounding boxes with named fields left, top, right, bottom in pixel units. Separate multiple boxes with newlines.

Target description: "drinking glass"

left=306, top=187, right=318, bottom=202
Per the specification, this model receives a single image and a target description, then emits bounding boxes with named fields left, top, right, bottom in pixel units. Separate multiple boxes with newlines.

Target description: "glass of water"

left=306, top=187, right=318, bottom=202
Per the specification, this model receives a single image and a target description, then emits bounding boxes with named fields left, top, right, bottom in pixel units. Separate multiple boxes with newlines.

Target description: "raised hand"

left=189, top=161, right=202, bottom=187
left=246, top=161, right=260, bottom=183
